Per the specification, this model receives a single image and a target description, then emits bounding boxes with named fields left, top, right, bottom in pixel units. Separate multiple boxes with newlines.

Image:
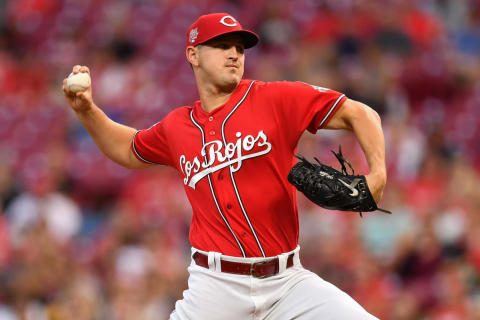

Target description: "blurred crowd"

left=1, top=0, right=480, bottom=319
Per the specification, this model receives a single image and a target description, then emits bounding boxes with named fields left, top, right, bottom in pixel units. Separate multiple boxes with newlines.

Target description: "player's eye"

left=213, top=42, right=244, bottom=53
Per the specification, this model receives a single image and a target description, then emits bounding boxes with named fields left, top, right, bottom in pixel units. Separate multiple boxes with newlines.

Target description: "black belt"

left=192, top=251, right=295, bottom=278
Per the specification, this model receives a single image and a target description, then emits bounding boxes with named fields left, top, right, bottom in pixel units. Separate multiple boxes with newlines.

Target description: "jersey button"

left=218, top=174, right=223, bottom=181
left=209, top=116, right=214, bottom=122
left=209, top=130, right=215, bottom=136
left=226, top=204, right=232, bottom=209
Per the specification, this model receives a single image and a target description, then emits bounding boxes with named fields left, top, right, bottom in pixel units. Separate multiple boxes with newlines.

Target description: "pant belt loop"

left=293, top=246, right=301, bottom=267
left=207, top=251, right=215, bottom=270
left=190, top=248, right=196, bottom=258
left=214, top=252, right=222, bottom=272
left=277, top=253, right=288, bottom=273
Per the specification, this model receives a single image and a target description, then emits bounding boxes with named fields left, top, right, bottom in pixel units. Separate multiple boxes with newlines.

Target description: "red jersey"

left=132, top=80, right=346, bottom=257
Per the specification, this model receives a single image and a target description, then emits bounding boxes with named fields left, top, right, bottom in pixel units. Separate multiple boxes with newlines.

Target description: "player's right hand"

left=62, top=65, right=94, bottom=113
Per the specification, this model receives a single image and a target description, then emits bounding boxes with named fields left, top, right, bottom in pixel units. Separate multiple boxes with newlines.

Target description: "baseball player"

left=63, top=13, right=386, bottom=320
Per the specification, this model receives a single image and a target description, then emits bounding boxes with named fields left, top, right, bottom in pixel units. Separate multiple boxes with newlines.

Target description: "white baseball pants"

left=170, top=247, right=379, bottom=320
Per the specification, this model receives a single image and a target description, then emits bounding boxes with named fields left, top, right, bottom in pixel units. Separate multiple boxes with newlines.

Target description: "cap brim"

left=231, top=30, right=259, bottom=49
left=198, top=30, right=260, bottom=49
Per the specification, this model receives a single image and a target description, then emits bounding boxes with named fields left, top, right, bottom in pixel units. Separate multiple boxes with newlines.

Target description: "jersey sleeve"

left=131, top=120, right=174, bottom=167
left=270, top=81, right=347, bottom=134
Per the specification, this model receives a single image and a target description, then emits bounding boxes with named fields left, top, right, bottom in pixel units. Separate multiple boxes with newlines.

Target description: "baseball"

left=66, top=72, right=91, bottom=93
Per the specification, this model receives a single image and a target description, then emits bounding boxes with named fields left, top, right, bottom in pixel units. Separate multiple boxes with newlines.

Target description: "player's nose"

left=226, top=46, right=239, bottom=59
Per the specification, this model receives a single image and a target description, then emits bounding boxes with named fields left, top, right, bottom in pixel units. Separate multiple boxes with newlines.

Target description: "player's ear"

left=186, top=46, right=200, bottom=67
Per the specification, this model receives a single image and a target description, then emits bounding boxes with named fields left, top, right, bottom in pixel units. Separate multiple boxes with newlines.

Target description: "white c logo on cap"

left=220, top=15, right=237, bottom=27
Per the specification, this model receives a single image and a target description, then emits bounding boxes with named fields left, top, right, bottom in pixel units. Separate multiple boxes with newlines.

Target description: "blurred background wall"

left=1, top=0, right=480, bottom=319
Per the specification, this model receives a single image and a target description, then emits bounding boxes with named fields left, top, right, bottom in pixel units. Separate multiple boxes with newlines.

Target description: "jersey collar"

left=193, top=80, right=253, bottom=123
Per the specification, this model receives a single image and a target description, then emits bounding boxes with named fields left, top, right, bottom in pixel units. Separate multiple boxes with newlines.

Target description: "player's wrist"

left=73, top=101, right=97, bottom=117
left=367, top=170, right=387, bottom=189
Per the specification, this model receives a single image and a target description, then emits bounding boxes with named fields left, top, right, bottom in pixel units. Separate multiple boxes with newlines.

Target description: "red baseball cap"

left=186, top=13, right=259, bottom=49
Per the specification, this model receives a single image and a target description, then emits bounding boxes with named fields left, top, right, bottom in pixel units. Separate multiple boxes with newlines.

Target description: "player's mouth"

left=226, top=64, right=239, bottom=69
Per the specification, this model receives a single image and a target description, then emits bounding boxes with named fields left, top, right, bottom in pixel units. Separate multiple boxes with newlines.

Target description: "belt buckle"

left=250, top=260, right=273, bottom=279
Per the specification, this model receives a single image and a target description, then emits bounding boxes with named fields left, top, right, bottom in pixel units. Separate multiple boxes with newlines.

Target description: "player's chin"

left=219, top=75, right=240, bottom=90
left=228, top=74, right=241, bottom=84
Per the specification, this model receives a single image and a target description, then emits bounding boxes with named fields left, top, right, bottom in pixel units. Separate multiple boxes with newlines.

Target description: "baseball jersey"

left=132, top=80, right=346, bottom=257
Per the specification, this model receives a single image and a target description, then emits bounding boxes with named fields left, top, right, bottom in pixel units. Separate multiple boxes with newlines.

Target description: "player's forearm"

left=349, top=104, right=387, bottom=179
left=74, top=104, right=138, bottom=169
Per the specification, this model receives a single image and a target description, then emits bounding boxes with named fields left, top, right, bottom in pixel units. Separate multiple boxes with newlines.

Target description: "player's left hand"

left=287, top=146, right=391, bottom=215
left=365, top=171, right=386, bottom=204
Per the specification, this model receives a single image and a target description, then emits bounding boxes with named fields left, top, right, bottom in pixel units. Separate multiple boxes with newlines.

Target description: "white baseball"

left=66, top=72, right=91, bottom=93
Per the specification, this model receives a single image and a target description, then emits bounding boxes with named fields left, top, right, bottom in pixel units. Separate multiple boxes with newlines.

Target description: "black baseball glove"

left=288, top=146, right=391, bottom=216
